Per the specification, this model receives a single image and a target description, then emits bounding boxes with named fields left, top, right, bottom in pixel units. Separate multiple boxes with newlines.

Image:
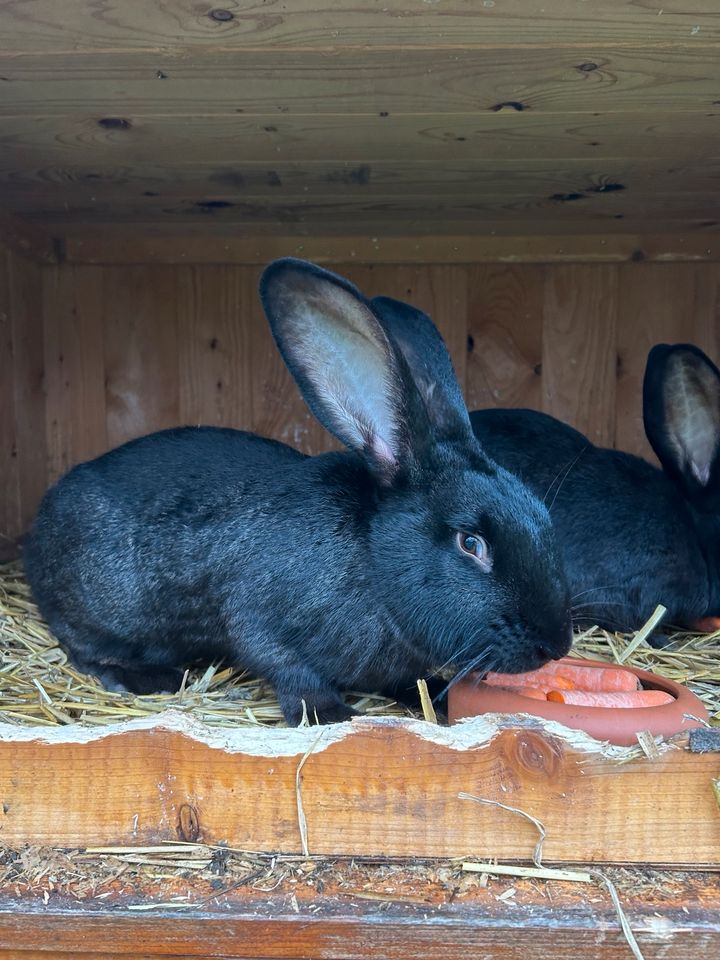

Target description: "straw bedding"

left=1, top=561, right=718, bottom=729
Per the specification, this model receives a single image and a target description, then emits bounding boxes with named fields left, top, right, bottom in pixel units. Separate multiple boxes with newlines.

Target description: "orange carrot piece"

left=483, top=671, right=575, bottom=691
left=547, top=689, right=674, bottom=708
left=485, top=660, right=640, bottom=693
left=494, top=685, right=548, bottom=701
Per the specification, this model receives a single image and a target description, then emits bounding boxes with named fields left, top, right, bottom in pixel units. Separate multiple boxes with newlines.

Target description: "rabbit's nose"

left=538, top=614, right=573, bottom=661
left=537, top=643, right=562, bottom=662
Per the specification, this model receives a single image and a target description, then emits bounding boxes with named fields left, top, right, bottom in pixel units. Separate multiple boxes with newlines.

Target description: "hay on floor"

left=1, top=562, right=719, bottom=729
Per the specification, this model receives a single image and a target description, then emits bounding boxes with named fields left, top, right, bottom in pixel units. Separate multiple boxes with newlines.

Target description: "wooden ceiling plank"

left=1, top=47, right=719, bottom=117
left=1, top=1, right=719, bottom=52
left=1, top=159, right=717, bottom=200
left=1, top=113, right=718, bottom=167
left=7, top=192, right=720, bottom=228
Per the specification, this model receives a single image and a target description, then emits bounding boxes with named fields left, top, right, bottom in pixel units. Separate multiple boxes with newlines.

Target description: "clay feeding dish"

left=447, top=656, right=708, bottom=746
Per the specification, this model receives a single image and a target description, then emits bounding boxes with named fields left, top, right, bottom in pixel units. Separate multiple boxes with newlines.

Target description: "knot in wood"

left=177, top=803, right=201, bottom=842
left=508, top=731, right=562, bottom=778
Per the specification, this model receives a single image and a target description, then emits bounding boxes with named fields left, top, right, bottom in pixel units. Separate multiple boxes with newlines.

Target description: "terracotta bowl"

left=447, top=656, right=709, bottom=746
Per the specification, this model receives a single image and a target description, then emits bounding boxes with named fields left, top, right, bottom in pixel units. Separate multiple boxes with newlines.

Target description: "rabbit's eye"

left=457, top=532, right=492, bottom=572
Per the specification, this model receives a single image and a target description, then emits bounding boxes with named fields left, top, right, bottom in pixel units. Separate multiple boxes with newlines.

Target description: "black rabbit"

left=469, top=344, right=720, bottom=636
left=24, top=259, right=571, bottom=725
left=371, top=295, right=720, bottom=638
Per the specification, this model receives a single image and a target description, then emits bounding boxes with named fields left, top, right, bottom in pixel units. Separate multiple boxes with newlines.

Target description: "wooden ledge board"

left=2, top=874, right=720, bottom=959
left=0, top=712, right=717, bottom=865
left=62, top=232, right=720, bottom=266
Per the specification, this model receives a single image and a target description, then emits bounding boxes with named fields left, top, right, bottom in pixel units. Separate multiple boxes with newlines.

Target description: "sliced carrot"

left=689, top=616, right=720, bottom=633
left=547, top=689, right=674, bottom=708
left=493, top=685, right=548, bottom=701
left=483, top=671, right=575, bottom=691
left=485, top=660, right=640, bottom=693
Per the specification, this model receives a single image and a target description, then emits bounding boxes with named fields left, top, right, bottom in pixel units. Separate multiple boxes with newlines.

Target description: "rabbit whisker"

left=572, top=600, right=634, bottom=611
left=541, top=445, right=588, bottom=508
left=546, top=445, right=589, bottom=514
left=435, top=650, right=495, bottom=703
left=431, top=639, right=476, bottom=677
left=571, top=585, right=627, bottom=601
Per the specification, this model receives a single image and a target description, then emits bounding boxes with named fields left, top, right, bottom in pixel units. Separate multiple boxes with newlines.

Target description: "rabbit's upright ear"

left=260, top=259, right=427, bottom=483
left=371, top=296, right=472, bottom=442
left=644, top=343, right=720, bottom=499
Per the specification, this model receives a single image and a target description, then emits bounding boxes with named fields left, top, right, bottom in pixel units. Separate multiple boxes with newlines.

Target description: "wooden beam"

left=1, top=1, right=718, bottom=51
left=0, top=713, right=718, bottom=864
left=0, top=211, right=57, bottom=264
left=1, top=47, right=718, bottom=117
left=61, top=232, right=720, bottom=266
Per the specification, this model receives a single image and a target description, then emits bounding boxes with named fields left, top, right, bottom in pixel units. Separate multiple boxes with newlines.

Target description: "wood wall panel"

left=6, top=257, right=719, bottom=538
left=102, top=266, right=180, bottom=449
left=542, top=265, right=618, bottom=447
left=177, top=265, right=252, bottom=429
left=0, top=246, right=19, bottom=551
left=8, top=252, right=48, bottom=532
left=43, top=264, right=107, bottom=483
left=0, top=245, right=45, bottom=551
left=466, top=265, right=544, bottom=413
left=616, top=264, right=720, bottom=461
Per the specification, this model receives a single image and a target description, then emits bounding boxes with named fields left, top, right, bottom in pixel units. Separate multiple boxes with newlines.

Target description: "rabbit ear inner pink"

left=661, top=350, right=720, bottom=486
left=644, top=343, right=720, bottom=500
left=260, top=259, right=430, bottom=485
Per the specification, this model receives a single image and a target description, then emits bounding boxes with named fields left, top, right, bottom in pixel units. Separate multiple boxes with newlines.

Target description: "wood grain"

left=2, top=114, right=717, bottom=170
left=0, top=246, right=19, bottom=548
left=2, top=48, right=719, bottom=117
left=177, top=266, right=252, bottom=429
left=55, top=218, right=720, bottom=246
left=43, top=265, right=107, bottom=482
left=0, top=247, right=46, bottom=547
left=11, top=194, right=720, bottom=235
left=62, top=232, right=720, bottom=266
left=616, top=263, right=720, bottom=461
left=0, top=716, right=717, bottom=864
left=103, top=266, right=180, bottom=448
left=7, top=251, right=47, bottom=531
left=2, top=159, right=718, bottom=203
left=2, top=887, right=720, bottom=959
left=4, top=257, right=720, bottom=536
left=0, top=211, right=56, bottom=264
left=1, top=4, right=718, bottom=243
left=542, top=265, right=619, bottom=445
left=466, top=265, right=544, bottom=413
left=1, top=1, right=717, bottom=51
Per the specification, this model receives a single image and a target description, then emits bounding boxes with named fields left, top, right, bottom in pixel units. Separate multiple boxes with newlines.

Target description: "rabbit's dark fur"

left=468, top=345, right=720, bottom=636
left=24, top=260, right=571, bottom=724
